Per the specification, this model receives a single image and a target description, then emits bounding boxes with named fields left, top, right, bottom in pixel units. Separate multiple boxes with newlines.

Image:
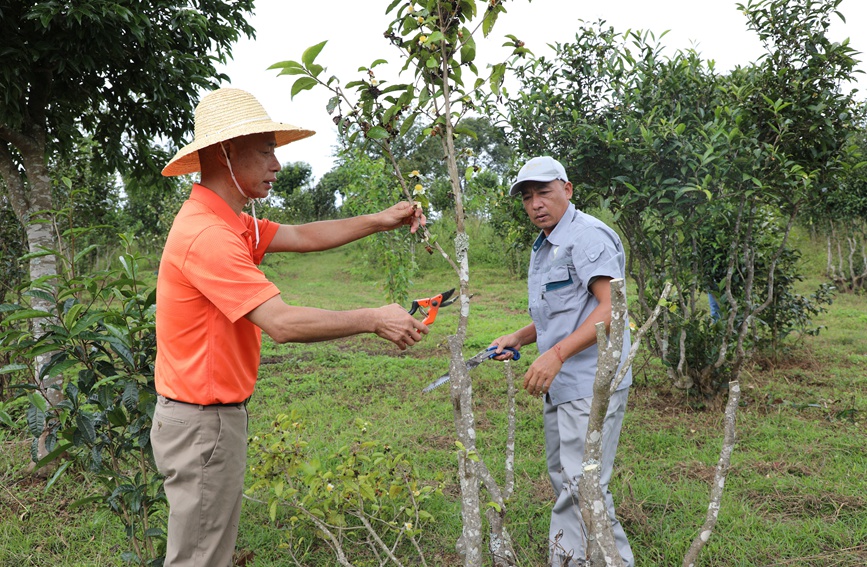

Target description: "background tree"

left=504, top=0, right=858, bottom=397
left=262, top=160, right=339, bottom=223
left=121, top=145, right=188, bottom=254
left=374, top=117, right=513, bottom=215
left=803, top=103, right=867, bottom=292
left=0, top=0, right=255, bottom=459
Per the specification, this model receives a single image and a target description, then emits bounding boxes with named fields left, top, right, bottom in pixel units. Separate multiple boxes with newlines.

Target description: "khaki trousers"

left=544, top=388, right=634, bottom=567
left=151, top=396, right=248, bottom=567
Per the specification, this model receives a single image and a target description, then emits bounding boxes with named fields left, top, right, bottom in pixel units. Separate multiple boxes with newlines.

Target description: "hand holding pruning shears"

left=407, top=288, right=457, bottom=325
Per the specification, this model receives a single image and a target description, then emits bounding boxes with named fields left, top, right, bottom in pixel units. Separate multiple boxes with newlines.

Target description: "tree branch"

left=682, top=381, right=741, bottom=567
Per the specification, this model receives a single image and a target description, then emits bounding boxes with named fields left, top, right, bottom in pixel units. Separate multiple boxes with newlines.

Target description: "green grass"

left=1, top=238, right=866, bottom=566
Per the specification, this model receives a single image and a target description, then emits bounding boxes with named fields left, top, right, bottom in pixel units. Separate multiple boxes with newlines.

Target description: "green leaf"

left=0, top=363, right=28, bottom=375
left=44, top=461, right=73, bottom=494
left=19, top=250, right=53, bottom=262
left=46, top=359, right=79, bottom=379
left=326, top=96, right=339, bottom=114
left=267, top=60, right=304, bottom=71
left=482, top=4, right=503, bottom=37
left=486, top=501, right=502, bottom=513
left=366, top=126, right=390, bottom=139
left=276, top=66, right=309, bottom=77
left=400, top=113, right=418, bottom=136
left=2, top=309, right=52, bottom=323
left=291, top=77, right=318, bottom=99
left=26, top=404, right=45, bottom=437
left=359, top=483, right=376, bottom=501
left=489, top=63, right=505, bottom=95
left=62, top=303, right=85, bottom=329
left=460, top=34, right=476, bottom=64
left=76, top=413, right=97, bottom=444
left=69, top=312, right=106, bottom=338
left=302, top=41, right=328, bottom=69
left=307, top=63, right=324, bottom=78
left=73, top=244, right=99, bottom=265
left=122, top=381, right=139, bottom=412
left=426, top=31, right=444, bottom=44
left=27, top=392, right=48, bottom=413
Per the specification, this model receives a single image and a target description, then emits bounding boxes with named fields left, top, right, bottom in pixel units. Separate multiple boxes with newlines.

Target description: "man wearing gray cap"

left=490, top=156, right=634, bottom=566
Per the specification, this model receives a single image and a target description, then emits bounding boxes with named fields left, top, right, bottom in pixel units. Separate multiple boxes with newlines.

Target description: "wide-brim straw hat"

left=162, top=88, right=315, bottom=177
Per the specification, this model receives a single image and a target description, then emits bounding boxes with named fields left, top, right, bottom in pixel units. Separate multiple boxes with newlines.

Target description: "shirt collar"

left=532, top=203, right=577, bottom=251
left=189, top=184, right=249, bottom=238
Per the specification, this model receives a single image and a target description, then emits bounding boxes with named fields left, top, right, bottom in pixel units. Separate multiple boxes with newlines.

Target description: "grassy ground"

left=1, top=236, right=865, bottom=566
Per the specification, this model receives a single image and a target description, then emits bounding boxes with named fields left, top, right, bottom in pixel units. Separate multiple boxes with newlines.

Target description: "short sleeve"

left=183, top=225, right=280, bottom=323
left=571, top=227, right=625, bottom=286
left=241, top=213, right=280, bottom=265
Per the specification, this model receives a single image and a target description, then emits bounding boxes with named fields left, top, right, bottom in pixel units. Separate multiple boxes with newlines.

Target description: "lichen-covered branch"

left=580, top=279, right=672, bottom=566
left=682, top=381, right=741, bottom=567
left=577, top=278, right=628, bottom=567
left=611, top=282, right=673, bottom=393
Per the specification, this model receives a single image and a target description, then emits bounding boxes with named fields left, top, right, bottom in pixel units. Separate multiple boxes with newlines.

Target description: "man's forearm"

left=514, top=323, right=537, bottom=347
left=285, top=214, right=384, bottom=253
left=556, top=303, right=611, bottom=359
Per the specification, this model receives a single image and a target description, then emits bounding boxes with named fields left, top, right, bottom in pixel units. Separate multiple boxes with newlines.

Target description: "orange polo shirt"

left=155, top=184, right=281, bottom=404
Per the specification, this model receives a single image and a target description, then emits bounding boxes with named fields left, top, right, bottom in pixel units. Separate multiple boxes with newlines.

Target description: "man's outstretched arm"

left=266, top=201, right=425, bottom=253
left=246, top=295, right=428, bottom=351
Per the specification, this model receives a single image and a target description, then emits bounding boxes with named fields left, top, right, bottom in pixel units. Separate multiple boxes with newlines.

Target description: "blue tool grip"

left=485, top=346, right=520, bottom=360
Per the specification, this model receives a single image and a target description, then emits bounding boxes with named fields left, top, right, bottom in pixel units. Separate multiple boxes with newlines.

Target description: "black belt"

left=162, top=395, right=247, bottom=408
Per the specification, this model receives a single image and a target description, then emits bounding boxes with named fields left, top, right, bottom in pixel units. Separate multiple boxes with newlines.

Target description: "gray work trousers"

left=544, top=388, right=634, bottom=567
left=150, top=396, right=248, bottom=567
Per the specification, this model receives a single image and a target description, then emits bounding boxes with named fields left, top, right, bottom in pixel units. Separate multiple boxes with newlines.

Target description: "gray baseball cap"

left=508, top=156, right=569, bottom=197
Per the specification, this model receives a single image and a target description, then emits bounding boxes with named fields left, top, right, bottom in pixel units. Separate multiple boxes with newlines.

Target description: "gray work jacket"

left=527, top=203, right=632, bottom=405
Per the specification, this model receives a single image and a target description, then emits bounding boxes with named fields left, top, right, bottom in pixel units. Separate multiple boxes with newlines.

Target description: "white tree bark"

left=578, top=280, right=671, bottom=566
left=682, top=381, right=741, bottom=567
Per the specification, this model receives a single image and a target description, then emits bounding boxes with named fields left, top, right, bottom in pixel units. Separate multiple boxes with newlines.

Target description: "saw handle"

left=486, top=346, right=521, bottom=360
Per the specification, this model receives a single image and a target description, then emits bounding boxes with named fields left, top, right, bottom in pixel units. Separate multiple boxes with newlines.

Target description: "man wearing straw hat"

left=150, top=87, right=428, bottom=566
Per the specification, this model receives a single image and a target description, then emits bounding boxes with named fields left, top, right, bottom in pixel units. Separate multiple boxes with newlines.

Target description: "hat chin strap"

left=221, top=143, right=260, bottom=249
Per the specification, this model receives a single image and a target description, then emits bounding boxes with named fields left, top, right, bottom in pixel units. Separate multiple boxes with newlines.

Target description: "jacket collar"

left=532, top=203, right=577, bottom=251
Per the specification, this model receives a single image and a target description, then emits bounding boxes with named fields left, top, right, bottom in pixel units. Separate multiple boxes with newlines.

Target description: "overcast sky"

left=216, top=0, right=867, bottom=181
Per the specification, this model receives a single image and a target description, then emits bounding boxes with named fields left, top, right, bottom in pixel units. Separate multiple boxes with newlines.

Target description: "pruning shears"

left=407, top=288, right=456, bottom=325
left=422, top=346, right=521, bottom=393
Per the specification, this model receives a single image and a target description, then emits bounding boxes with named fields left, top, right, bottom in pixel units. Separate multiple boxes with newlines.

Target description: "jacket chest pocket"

left=541, top=264, right=578, bottom=317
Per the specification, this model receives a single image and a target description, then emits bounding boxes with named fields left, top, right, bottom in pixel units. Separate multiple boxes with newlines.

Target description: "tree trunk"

left=578, top=280, right=671, bottom=566
left=1, top=128, right=63, bottom=465
left=682, top=381, right=741, bottom=567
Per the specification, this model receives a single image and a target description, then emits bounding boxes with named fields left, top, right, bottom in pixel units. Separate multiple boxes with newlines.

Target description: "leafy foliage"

left=0, top=235, right=165, bottom=566
left=504, top=0, right=861, bottom=395
left=332, top=152, right=419, bottom=304
left=120, top=145, right=189, bottom=253
left=0, top=0, right=256, bottom=175
left=247, top=413, right=442, bottom=566
left=263, top=161, right=339, bottom=223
